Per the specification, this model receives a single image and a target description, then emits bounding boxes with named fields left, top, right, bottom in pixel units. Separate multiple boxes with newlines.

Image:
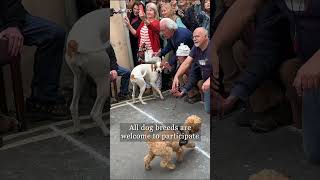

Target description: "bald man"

left=172, top=27, right=211, bottom=113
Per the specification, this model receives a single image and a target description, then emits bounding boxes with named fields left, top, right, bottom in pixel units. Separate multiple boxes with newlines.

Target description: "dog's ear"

left=154, top=64, right=158, bottom=71
left=151, top=64, right=156, bottom=72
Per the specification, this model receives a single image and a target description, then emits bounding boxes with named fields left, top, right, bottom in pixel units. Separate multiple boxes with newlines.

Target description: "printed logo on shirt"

left=284, top=0, right=306, bottom=12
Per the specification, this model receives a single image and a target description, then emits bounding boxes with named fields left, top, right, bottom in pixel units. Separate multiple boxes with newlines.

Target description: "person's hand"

left=202, top=77, right=210, bottom=92
left=171, top=76, right=180, bottom=92
left=152, top=50, right=161, bottom=57
left=0, top=27, right=24, bottom=56
left=165, top=62, right=171, bottom=70
left=177, top=9, right=184, bottom=17
left=161, top=61, right=171, bottom=70
left=110, top=70, right=118, bottom=81
left=123, top=16, right=130, bottom=27
left=171, top=89, right=184, bottom=97
left=139, top=10, right=146, bottom=20
left=293, top=55, right=320, bottom=96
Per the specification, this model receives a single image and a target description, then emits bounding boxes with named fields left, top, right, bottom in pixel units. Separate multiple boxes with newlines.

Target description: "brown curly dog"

left=144, top=115, right=202, bottom=170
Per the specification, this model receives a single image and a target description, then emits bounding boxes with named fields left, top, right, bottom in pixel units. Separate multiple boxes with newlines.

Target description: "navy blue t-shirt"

left=189, top=45, right=212, bottom=80
left=275, top=0, right=320, bottom=61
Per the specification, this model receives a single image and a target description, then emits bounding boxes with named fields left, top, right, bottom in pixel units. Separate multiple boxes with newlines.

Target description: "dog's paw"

left=186, top=142, right=196, bottom=149
left=145, top=164, right=152, bottom=170
left=166, top=163, right=176, bottom=170
left=160, top=96, right=164, bottom=100
left=177, top=157, right=183, bottom=163
left=141, top=101, right=147, bottom=105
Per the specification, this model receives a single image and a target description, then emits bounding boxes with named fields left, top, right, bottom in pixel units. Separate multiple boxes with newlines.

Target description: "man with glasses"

left=172, top=27, right=211, bottom=113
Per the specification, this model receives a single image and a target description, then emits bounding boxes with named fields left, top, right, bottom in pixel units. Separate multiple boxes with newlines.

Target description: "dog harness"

left=178, top=126, right=189, bottom=146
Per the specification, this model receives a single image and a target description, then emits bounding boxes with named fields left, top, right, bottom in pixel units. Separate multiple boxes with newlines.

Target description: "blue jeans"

left=117, top=66, right=131, bottom=96
left=22, top=14, right=66, bottom=104
left=204, top=90, right=210, bottom=114
left=303, top=89, right=320, bottom=163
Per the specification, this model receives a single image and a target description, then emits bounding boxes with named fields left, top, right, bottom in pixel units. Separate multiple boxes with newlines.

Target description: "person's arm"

left=127, top=23, right=137, bottom=35
left=294, top=49, right=320, bottom=96
left=124, top=16, right=138, bottom=35
left=172, top=56, right=193, bottom=91
left=146, top=20, right=160, bottom=34
left=0, top=1, right=26, bottom=56
left=182, top=63, right=202, bottom=93
left=175, top=56, right=193, bottom=79
left=160, top=39, right=173, bottom=58
left=106, top=44, right=118, bottom=71
left=212, top=0, right=267, bottom=51
left=211, top=0, right=267, bottom=77
left=3, top=0, right=26, bottom=29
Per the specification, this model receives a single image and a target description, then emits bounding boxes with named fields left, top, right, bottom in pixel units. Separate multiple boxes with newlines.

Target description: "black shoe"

left=185, top=93, right=201, bottom=104
left=118, top=93, right=130, bottom=101
left=235, top=107, right=254, bottom=127
left=25, top=99, right=70, bottom=121
left=250, top=114, right=278, bottom=133
left=250, top=101, right=293, bottom=133
left=234, top=107, right=278, bottom=133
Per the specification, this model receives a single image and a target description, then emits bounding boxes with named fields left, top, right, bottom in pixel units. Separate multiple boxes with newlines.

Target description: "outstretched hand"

left=293, top=53, right=320, bottom=96
left=0, top=27, right=24, bottom=56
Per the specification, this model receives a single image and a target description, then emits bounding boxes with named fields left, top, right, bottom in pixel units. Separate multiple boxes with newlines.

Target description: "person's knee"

left=279, top=58, right=303, bottom=88
left=197, top=80, right=204, bottom=91
left=49, top=26, right=66, bottom=43
left=123, top=69, right=131, bottom=78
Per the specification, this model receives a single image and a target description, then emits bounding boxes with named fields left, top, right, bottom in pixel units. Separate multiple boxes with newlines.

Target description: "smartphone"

left=139, top=4, right=144, bottom=13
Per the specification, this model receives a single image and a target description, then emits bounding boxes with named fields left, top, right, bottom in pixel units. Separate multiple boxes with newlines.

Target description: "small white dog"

left=130, top=61, right=164, bottom=104
left=65, top=8, right=110, bottom=136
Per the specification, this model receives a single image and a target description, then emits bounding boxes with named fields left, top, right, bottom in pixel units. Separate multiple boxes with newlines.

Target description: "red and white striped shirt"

left=139, top=25, right=152, bottom=50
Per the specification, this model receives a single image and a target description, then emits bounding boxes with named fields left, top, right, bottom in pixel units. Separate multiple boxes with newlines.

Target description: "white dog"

left=130, top=61, right=164, bottom=104
left=65, top=8, right=110, bottom=136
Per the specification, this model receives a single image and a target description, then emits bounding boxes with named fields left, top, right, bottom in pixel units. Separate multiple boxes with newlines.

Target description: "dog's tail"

left=130, top=71, right=147, bottom=81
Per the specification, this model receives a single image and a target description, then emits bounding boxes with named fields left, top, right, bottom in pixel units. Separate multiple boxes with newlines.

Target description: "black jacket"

left=106, top=44, right=118, bottom=71
left=0, top=0, right=27, bottom=31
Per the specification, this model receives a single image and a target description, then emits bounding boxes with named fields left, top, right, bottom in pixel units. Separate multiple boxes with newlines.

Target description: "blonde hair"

left=146, top=2, right=160, bottom=20
left=161, top=3, right=178, bottom=21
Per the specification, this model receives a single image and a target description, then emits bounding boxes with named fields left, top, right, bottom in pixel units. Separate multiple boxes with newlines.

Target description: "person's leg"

left=22, top=14, right=68, bottom=118
left=303, top=89, right=320, bottom=163
left=204, top=90, right=210, bottom=114
left=116, top=65, right=131, bottom=96
left=279, top=58, right=303, bottom=128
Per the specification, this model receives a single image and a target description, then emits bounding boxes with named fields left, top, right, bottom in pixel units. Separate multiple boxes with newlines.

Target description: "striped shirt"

left=139, top=25, right=152, bottom=50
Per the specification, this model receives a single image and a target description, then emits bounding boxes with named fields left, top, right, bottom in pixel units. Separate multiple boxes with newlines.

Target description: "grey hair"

left=146, top=2, right=160, bottom=20
left=160, top=18, right=178, bottom=30
left=195, top=27, right=208, bottom=37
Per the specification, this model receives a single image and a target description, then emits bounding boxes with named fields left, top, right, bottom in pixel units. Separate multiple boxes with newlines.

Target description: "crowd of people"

left=211, top=0, right=320, bottom=164
left=115, top=0, right=213, bottom=114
